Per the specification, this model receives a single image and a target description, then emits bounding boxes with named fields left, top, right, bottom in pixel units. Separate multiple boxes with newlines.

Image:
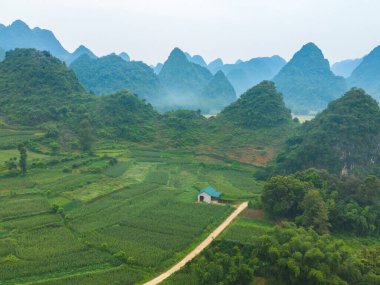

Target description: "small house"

left=197, top=186, right=221, bottom=203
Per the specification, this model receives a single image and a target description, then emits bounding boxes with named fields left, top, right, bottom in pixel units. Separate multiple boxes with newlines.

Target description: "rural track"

left=143, top=201, right=249, bottom=285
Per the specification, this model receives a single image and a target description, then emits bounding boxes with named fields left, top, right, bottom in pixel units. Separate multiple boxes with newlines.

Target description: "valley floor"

left=0, top=129, right=262, bottom=284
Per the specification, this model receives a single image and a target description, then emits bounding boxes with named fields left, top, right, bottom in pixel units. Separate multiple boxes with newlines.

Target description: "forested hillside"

left=275, top=88, right=380, bottom=175
left=0, top=49, right=90, bottom=125
left=70, top=53, right=165, bottom=103
left=219, top=80, right=292, bottom=129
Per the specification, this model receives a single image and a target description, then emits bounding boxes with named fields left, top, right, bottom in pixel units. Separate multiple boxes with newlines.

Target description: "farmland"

left=0, top=129, right=263, bottom=284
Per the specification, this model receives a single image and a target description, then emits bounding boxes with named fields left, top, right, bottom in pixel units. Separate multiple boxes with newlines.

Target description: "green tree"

left=299, top=190, right=330, bottom=234
left=262, top=176, right=311, bottom=218
left=357, top=175, right=380, bottom=206
left=79, top=118, right=93, bottom=152
left=17, top=144, right=27, bottom=175
left=5, top=157, right=17, bottom=172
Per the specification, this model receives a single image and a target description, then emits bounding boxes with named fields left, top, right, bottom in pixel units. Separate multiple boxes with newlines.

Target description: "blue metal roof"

left=200, top=186, right=221, bottom=198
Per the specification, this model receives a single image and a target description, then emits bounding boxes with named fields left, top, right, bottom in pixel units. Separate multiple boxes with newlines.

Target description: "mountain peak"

left=168, top=48, right=188, bottom=62
left=295, top=42, right=324, bottom=60
left=209, top=58, right=223, bottom=66
left=75, top=45, right=88, bottom=51
left=10, top=20, right=30, bottom=31
left=207, top=58, right=224, bottom=74
left=68, top=45, right=96, bottom=64
left=191, top=55, right=207, bottom=67
left=273, top=43, right=346, bottom=114
left=73, top=45, right=92, bottom=54
left=119, top=52, right=130, bottom=62
left=303, top=42, right=320, bottom=49
left=214, top=70, right=227, bottom=79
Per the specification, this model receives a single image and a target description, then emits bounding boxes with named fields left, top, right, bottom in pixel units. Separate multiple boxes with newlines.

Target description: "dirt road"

left=143, top=201, right=249, bottom=285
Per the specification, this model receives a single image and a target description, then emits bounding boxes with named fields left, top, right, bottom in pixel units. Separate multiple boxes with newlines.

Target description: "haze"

left=1, top=0, right=380, bottom=64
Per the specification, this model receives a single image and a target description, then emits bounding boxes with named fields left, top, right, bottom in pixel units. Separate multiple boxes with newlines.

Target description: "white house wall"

left=198, top=193, right=212, bottom=203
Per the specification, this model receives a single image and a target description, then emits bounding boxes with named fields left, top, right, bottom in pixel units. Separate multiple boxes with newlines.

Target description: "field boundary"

left=143, top=201, right=248, bottom=285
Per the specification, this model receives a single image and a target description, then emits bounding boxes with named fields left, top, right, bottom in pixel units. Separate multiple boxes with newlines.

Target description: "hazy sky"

left=1, top=0, right=380, bottom=64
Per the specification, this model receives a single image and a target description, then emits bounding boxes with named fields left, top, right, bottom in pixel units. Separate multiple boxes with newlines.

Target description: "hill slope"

left=273, top=43, right=347, bottom=114
left=219, top=81, right=292, bottom=129
left=0, top=49, right=90, bottom=125
left=348, top=45, right=380, bottom=100
left=70, top=54, right=164, bottom=103
left=276, top=88, right=380, bottom=175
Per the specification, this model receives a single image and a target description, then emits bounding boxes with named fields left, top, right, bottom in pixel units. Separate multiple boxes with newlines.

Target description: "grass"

left=0, top=129, right=43, bottom=149
left=0, top=138, right=261, bottom=284
left=219, top=214, right=275, bottom=244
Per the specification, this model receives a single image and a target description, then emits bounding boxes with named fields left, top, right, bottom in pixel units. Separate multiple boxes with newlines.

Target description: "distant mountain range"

left=185, top=52, right=208, bottom=67
left=331, top=58, right=363, bottom=78
left=2, top=20, right=380, bottom=115
left=0, top=20, right=70, bottom=61
left=158, top=48, right=236, bottom=113
left=210, top=56, right=287, bottom=95
left=347, top=45, right=380, bottom=101
left=0, top=20, right=130, bottom=65
left=273, top=43, right=347, bottom=114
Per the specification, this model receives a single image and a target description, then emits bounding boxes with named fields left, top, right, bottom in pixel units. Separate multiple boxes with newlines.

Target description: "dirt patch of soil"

left=256, top=277, right=266, bottom=285
left=225, top=147, right=276, bottom=166
left=242, top=209, right=265, bottom=219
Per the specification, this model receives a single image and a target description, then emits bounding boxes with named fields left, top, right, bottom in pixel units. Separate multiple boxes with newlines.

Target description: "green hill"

left=219, top=81, right=292, bottom=129
left=0, top=48, right=90, bottom=125
left=348, top=45, right=380, bottom=100
left=92, top=90, right=158, bottom=141
left=70, top=54, right=164, bottom=103
left=276, top=88, right=380, bottom=175
left=273, top=43, right=347, bottom=114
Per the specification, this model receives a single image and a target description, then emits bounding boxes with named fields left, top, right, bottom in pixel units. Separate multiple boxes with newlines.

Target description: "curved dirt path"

left=143, top=201, right=248, bottom=285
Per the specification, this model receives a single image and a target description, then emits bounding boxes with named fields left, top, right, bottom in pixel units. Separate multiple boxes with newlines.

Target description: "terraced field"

left=0, top=131, right=263, bottom=284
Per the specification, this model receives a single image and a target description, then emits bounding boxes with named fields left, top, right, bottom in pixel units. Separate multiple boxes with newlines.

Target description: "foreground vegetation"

left=0, top=126, right=270, bottom=284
